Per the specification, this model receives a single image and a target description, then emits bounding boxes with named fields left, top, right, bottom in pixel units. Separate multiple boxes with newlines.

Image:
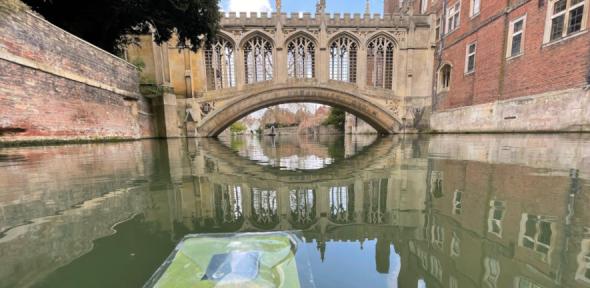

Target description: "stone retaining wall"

left=0, top=10, right=156, bottom=144
left=431, top=87, right=590, bottom=133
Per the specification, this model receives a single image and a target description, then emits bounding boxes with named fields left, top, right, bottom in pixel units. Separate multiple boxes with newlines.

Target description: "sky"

left=220, top=0, right=385, bottom=14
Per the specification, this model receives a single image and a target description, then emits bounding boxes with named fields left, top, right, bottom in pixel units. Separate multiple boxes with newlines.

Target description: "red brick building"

left=385, top=0, right=590, bottom=132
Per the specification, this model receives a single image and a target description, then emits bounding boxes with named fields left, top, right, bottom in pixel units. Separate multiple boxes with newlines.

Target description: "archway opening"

left=215, top=102, right=380, bottom=171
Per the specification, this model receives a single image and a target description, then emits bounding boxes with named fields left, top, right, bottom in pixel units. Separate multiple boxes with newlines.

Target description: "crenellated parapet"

left=220, top=12, right=430, bottom=29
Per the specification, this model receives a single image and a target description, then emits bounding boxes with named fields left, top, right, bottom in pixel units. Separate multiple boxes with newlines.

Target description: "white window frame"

left=465, top=42, right=476, bottom=74
left=421, top=0, right=428, bottom=14
left=543, top=0, right=589, bottom=43
left=447, top=1, right=462, bottom=34
left=507, top=15, right=527, bottom=58
left=518, top=213, right=556, bottom=262
left=487, top=200, right=506, bottom=237
left=470, top=0, right=481, bottom=17
left=452, top=189, right=462, bottom=215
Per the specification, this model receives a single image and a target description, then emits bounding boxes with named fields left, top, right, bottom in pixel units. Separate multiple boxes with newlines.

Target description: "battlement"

left=220, top=12, right=430, bottom=28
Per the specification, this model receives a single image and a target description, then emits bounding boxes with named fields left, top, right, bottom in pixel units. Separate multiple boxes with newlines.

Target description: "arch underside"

left=196, top=86, right=402, bottom=137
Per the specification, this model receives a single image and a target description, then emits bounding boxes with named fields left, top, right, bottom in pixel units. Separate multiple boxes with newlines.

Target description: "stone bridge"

left=129, top=2, right=434, bottom=137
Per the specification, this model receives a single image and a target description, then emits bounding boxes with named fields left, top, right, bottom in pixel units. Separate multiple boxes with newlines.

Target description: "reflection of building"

left=5, top=135, right=590, bottom=287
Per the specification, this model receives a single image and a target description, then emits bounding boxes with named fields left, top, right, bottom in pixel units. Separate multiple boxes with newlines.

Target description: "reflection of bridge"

left=128, top=1, right=434, bottom=137
left=168, top=137, right=428, bottom=238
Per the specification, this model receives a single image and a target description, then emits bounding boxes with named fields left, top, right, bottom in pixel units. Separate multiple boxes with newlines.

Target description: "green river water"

left=0, top=134, right=589, bottom=288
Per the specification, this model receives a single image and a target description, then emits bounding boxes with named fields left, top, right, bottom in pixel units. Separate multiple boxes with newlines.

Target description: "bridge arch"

left=196, top=85, right=402, bottom=137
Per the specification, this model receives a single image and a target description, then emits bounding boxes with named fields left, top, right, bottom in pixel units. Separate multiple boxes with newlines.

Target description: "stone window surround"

left=506, top=15, right=527, bottom=59
left=438, top=63, right=452, bottom=92
left=542, top=0, right=589, bottom=44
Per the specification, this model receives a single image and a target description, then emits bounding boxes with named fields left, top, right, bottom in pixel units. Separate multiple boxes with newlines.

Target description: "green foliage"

left=22, top=0, right=221, bottom=54
left=229, top=122, right=247, bottom=134
left=131, top=57, right=146, bottom=72
left=322, top=107, right=346, bottom=131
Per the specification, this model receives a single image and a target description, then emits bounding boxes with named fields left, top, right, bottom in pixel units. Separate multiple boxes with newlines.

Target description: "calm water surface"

left=1, top=134, right=590, bottom=288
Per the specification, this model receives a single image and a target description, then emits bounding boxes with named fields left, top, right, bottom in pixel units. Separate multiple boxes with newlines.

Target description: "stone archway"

left=196, top=85, right=402, bottom=137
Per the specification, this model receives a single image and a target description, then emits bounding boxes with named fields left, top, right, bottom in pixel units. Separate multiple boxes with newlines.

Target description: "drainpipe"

left=431, top=0, right=448, bottom=112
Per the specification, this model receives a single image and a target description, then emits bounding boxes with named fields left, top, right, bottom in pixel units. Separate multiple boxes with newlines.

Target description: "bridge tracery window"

left=205, top=37, right=236, bottom=90
left=251, top=188, right=279, bottom=228
left=244, top=36, right=274, bottom=84
left=366, top=36, right=395, bottom=90
left=287, top=35, right=315, bottom=79
left=329, top=36, right=358, bottom=83
left=289, top=188, right=316, bottom=227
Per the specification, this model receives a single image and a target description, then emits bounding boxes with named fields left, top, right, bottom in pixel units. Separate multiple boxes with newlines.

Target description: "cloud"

left=227, top=0, right=272, bottom=13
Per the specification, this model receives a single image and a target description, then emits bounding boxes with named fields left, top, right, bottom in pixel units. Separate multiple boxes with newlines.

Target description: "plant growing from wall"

left=22, top=0, right=221, bottom=54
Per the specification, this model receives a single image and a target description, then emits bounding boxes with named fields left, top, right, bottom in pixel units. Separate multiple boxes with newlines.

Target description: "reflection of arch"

left=251, top=188, right=280, bottom=229
left=196, top=86, right=402, bottom=137
left=289, top=188, right=317, bottom=229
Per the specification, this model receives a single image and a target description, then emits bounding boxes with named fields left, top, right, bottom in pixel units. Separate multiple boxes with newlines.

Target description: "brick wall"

left=433, top=0, right=590, bottom=111
left=0, top=10, right=156, bottom=143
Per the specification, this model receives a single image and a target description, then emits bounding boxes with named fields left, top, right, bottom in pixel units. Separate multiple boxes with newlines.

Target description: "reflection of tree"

left=329, top=185, right=355, bottom=223
left=251, top=188, right=279, bottom=229
left=289, top=188, right=316, bottom=228
left=364, top=179, right=388, bottom=224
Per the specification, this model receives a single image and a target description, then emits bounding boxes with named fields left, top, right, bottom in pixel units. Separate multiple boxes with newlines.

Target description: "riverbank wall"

left=0, top=9, right=156, bottom=145
left=431, top=87, right=590, bottom=133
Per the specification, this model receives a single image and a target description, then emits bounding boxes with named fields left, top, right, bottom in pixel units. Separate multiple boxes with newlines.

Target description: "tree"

left=22, top=0, right=221, bottom=54
left=229, top=122, right=247, bottom=134
left=322, top=107, right=346, bottom=131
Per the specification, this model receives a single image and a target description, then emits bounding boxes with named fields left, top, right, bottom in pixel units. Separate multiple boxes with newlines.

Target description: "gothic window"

left=244, top=36, right=274, bottom=84
left=367, top=36, right=395, bottom=90
left=329, top=36, right=358, bottom=83
left=205, top=37, right=235, bottom=90
left=287, top=35, right=315, bottom=79
left=439, top=64, right=452, bottom=91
